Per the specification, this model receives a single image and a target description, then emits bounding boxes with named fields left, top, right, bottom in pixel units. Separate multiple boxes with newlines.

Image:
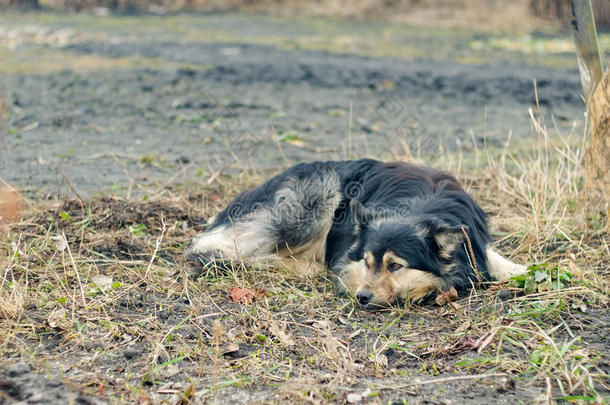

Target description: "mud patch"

left=1, top=15, right=585, bottom=197
left=0, top=363, right=107, bottom=404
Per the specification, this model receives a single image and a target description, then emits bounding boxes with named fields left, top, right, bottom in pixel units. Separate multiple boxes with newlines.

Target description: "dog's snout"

left=356, top=289, right=373, bottom=306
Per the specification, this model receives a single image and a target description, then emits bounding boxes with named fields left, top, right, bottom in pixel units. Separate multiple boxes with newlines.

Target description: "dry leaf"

left=435, top=286, right=458, bottom=306
left=221, top=343, right=240, bottom=356
left=92, top=275, right=113, bottom=292
left=348, top=328, right=363, bottom=340
left=373, top=353, right=388, bottom=368
left=269, top=320, right=295, bottom=347
left=47, top=307, right=71, bottom=330
left=51, top=234, right=68, bottom=252
left=228, top=287, right=265, bottom=304
left=454, top=321, right=471, bottom=334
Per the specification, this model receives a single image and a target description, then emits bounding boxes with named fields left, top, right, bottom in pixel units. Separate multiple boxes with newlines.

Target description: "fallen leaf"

left=435, top=286, right=458, bottom=306
left=348, top=328, right=363, bottom=340
left=51, top=234, right=68, bottom=252
left=92, top=275, right=113, bottom=292
left=161, top=364, right=180, bottom=378
left=373, top=354, right=388, bottom=368
left=454, top=321, right=471, bottom=334
left=221, top=342, right=240, bottom=356
left=228, top=287, right=265, bottom=304
left=307, top=319, right=330, bottom=331
left=523, top=277, right=536, bottom=295
left=269, top=320, right=295, bottom=347
left=47, top=307, right=71, bottom=330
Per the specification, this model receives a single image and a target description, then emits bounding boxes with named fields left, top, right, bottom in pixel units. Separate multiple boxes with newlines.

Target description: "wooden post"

left=585, top=71, right=610, bottom=209
left=570, top=0, right=603, bottom=104
left=570, top=0, right=608, bottom=227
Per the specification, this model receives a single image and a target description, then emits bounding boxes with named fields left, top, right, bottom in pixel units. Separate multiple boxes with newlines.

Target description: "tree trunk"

left=585, top=71, right=610, bottom=224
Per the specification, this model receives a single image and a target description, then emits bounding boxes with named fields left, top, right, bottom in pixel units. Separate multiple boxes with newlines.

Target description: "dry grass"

left=0, top=104, right=608, bottom=403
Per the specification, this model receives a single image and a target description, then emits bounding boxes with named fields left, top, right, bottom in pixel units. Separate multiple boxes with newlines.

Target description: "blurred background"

left=0, top=0, right=608, bottom=197
left=2, top=0, right=610, bottom=30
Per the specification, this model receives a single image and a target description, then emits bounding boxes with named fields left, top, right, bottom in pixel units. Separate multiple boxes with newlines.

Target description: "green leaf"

left=129, top=224, right=146, bottom=236
left=524, top=277, right=536, bottom=295
left=555, top=396, right=598, bottom=402
left=276, top=132, right=299, bottom=142
left=59, top=211, right=73, bottom=223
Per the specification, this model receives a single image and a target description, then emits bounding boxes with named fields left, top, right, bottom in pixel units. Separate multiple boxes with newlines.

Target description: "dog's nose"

left=356, top=290, right=373, bottom=306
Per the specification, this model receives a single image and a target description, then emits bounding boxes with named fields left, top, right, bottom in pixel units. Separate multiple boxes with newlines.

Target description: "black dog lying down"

left=186, top=159, right=525, bottom=309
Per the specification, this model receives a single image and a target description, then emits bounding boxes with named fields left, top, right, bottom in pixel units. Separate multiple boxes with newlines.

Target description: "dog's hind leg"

left=186, top=165, right=342, bottom=274
left=185, top=219, right=278, bottom=269
left=486, top=247, right=527, bottom=281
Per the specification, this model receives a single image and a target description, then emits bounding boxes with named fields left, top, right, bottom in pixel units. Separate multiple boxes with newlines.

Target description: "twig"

left=376, top=373, right=507, bottom=390
left=461, top=226, right=482, bottom=283
left=271, top=126, right=291, bottom=167
left=63, top=232, right=87, bottom=309
left=143, top=216, right=167, bottom=280
left=545, top=375, right=553, bottom=405
left=56, top=167, right=85, bottom=206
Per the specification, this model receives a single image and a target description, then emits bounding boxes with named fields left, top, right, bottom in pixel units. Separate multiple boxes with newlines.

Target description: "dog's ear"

left=424, top=219, right=467, bottom=259
left=350, top=200, right=374, bottom=228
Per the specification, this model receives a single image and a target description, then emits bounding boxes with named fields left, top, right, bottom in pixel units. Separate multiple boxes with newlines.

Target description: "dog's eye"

left=388, top=262, right=402, bottom=272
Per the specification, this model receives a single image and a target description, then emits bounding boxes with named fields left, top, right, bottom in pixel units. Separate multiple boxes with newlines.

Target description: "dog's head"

left=343, top=200, right=466, bottom=309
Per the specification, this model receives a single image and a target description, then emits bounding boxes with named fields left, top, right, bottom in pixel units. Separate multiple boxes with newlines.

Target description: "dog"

left=185, top=159, right=525, bottom=309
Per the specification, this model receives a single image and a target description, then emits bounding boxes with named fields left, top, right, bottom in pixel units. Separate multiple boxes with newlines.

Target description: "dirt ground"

left=0, top=11, right=609, bottom=405
left=1, top=195, right=608, bottom=404
left=0, top=12, right=592, bottom=197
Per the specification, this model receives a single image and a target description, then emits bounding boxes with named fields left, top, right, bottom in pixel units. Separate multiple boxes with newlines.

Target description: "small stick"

left=143, top=217, right=167, bottom=280
left=461, top=226, right=482, bottom=283
left=63, top=232, right=87, bottom=309
left=376, top=373, right=507, bottom=390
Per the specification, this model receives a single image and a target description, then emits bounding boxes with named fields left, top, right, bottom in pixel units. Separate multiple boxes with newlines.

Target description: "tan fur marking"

left=356, top=267, right=443, bottom=307
left=436, top=233, right=461, bottom=260
left=363, top=251, right=373, bottom=269
left=276, top=228, right=328, bottom=262
left=337, top=260, right=367, bottom=294
left=278, top=257, right=326, bottom=276
left=395, top=269, right=442, bottom=301
left=382, top=251, right=409, bottom=271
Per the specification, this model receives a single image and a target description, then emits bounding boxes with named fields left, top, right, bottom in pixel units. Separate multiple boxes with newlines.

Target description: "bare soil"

left=1, top=195, right=608, bottom=404
left=0, top=12, right=586, bottom=197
